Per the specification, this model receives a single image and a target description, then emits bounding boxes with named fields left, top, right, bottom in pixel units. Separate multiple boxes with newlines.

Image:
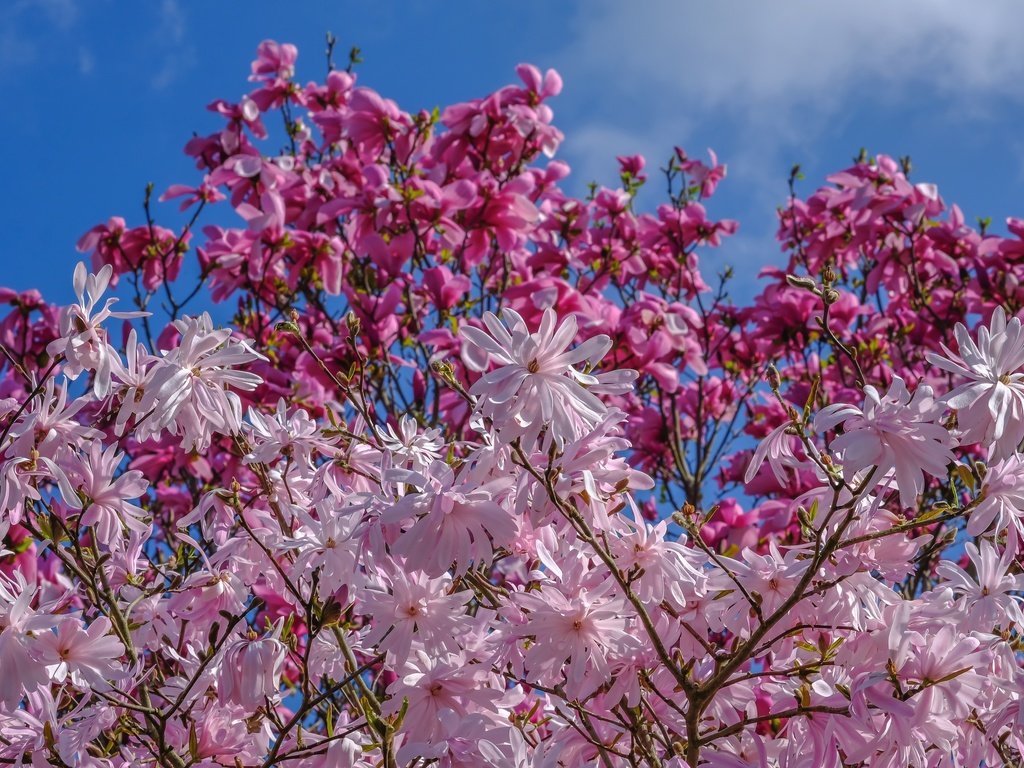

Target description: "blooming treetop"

left=0, top=39, right=1022, bottom=768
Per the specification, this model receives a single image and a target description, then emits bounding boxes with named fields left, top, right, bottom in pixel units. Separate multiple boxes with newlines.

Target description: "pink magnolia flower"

left=395, top=710, right=528, bottom=768
left=361, top=569, right=472, bottom=664
left=968, top=453, right=1024, bottom=549
left=382, top=459, right=516, bottom=577
left=936, top=540, right=1024, bottom=628
left=246, top=398, right=329, bottom=465
left=46, top=442, right=150, bottom=548
left=139, top=313, right=265, bottom=451
left=376, top=415, right=444, bottom=471
left=461, top=308, right=635, bottom=449
left=109, top=328, right=155, bottom=435
left=814, top=377, right=955, bottom=507
left=382, top=650, right=502, bottom=740
left=929, top=307, right=1024, bottom=460
left=513, top=580, right=632, bottom=697
left=743, top=419, right=802, bottom=486
left=45, top=263, right=145, bottom=398
left=5, top=377, right=101, bottom=460
left=36, top=616, right=125, bottom=690
left=218, top=627, right=287, bottom=709
left=0, top=573, right=56, bottom=706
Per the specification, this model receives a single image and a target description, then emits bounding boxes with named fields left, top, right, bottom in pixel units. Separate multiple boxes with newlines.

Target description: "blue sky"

left=6, top=0, right=1024, bottom=303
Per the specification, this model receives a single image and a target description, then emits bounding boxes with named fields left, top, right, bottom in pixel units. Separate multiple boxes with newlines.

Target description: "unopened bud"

left=823, top=288, right=841, bottom=305
left=765, top=364, right=781, bottom=391
left=785, top=274, right=817, bottom=292
left=431, top=359, right=455, bottom=382
left=345, top=312, right=361, bottom=337
left=821, top=264, right=836, bottom=285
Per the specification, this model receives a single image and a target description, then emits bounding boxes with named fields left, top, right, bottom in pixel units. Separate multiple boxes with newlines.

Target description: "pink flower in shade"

left=36, top=616, right=125, bottom=691
left=167, top=548, right=249, bottom=625
left=382, top=460, right=516, bottom=577
left=513, top=581, right=632, bottom=698
left=928, top=307, right=1024, bottom=460
left=0, top=573, right=56, bottom=706
left=396, top=710, right=528, bottom=768
left=461, top=308, right=635, bottom=449
left=361, top=569, right=472, bottom=664
left=936, top=540, right=1024, bottom=628
left=45, top=443, right=150, bottom=548
left=218, top=627, right=287, bottom=709
left=814, top=376, right=955, bottom=508
left=382, top=651, right=502, bottom=740
left=967, top=453, right=1024, bottom=549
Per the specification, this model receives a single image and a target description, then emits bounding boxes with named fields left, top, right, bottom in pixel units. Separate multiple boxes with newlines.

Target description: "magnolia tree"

left=1, top=39, right=1023, bottom=768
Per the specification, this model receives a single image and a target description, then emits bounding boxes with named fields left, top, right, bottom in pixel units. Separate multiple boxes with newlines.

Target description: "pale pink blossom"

left=361, top=569, right=472, bottom=663
left=45, top=263, right=145, bottom=398
left=382, top=460, right=516, bottom=576
left=218, top=627, right=287, bottom=708
left=36, top=616, right=125, bottom=690
left=815, top=377, right=955, bottom=507
left=382, top=650, right=502, bottom=740
left=929, top=307, right=1024, bottom=460
left=45, top=442, right=150, bottom=548
left=0, top=573, right=56, bottom=706
left=461, top=308, right=635, bottom=448
left=968, top=453, right=1024, bottom=548
left=376, top=414, right=444, bottom=470
left=139, top=313, right=265, bottom=451
left=937, top=540, right=1024, bottom=628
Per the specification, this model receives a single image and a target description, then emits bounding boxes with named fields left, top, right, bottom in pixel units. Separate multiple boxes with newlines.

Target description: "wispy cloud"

left=150, top=0, right=195, bottom=89
left=561, top=1, right=1024, bottom=120
left=547, top=0, right=1024, bottom=271
left=77, top=45, right=94, bottom=75
left=0, top=0, right=80, bottom=75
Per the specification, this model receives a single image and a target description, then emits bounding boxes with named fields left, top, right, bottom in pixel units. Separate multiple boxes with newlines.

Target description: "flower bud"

left=218, top=630, right=287, bottom=710
left=785, top=274, right=817, bottom=292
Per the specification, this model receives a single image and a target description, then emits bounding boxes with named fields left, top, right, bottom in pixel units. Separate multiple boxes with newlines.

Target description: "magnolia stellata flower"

left=46, top=262, right=146, bottom=399
left=936, top=540, right=1024, bottom=628
left=929, top=307, right=1024, bottom=460
left=218, top=627, right=287, bottom=709
left=814, top=376, right=955, bottom=508
left=967, top=453, right=1024, bottom=551
left=45, top=442, right=150, bottom=549
left=139, top=313, right=265, bottom=451
left=376, top=414, right=445, bottom=470
left=36, top=617, right=126, bottom=691
left=461, top=308, right=635, bottom=449
left=0, top=573, right=57, bottom=706
left=381, top=650, right=502, bottom=740
left=381, top=459, right=516, bottom=577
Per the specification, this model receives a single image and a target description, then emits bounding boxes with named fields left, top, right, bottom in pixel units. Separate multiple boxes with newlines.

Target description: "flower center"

left=527, top=358, right=540, bottom=374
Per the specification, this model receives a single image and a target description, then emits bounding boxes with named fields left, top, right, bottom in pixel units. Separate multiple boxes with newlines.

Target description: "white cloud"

left=561, top=1, right=1024, bottom=116
left=159, top=0, right=185, bottom=43
left=78, top=45, right=94, bottom=75
left=547, top=0, right=1024, bottom=271
left=0, top=0, right=79, bottom=74
left=150, top=0, right=194, bottom=89
left=16, top=0, right=79, bottom=30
